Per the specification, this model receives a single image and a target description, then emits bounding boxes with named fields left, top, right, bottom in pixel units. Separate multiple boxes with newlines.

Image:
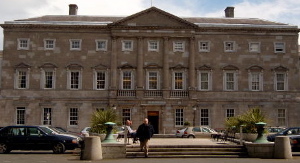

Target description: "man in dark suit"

left=136, top=118, right=155, bottom=157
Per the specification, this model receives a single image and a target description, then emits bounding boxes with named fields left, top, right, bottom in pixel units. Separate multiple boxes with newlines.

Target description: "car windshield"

left=40, top=126, right=58, bottom=135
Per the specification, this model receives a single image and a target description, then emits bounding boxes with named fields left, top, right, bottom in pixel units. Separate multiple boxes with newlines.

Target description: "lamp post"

left=192, top=105, right=197, bottom=126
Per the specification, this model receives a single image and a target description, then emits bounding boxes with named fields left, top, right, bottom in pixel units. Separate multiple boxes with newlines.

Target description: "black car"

left=0, top=125, right=81, bottom=154
left=267, top=127, right=300, bottom=142
left=290, top=135, right=300, bottom=151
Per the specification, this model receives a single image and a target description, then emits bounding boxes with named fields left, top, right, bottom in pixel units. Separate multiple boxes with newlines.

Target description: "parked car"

left=267, top=126, right=285, bottom=135
left=51, top=126, right=82, bottom=137
left=289, top=135, right=300, bottom=151
left=80, top=127, right=91, bottom=136
left=175, top=128, right=187, bottom=138
left=267, top=127, right=300, bottom=142
left=183, top=126, right=218, bottom=138
left=0, top=125, right=81, bottom=154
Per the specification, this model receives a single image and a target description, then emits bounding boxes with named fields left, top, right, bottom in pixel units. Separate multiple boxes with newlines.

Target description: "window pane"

left=69, top=108, right=78, bottom=125
left=200, top=109, right=209, bottom=126
left=71, top=71, right=79, bottom=89
left=43, top=108, right=52, bottom=125
left=18, top=71, right=27, bottom=88
left=16, top=107, right=25, bottom=125
left=45, top=71, right=54, bottom=88
left=226, top=109, right=235, bottom=118
left=122, top=71, right=132, bottom=89
left=276, top=73, right=285, bottom=90
left=226, top=73, right=234, bottom=90
left=148, top=72, right=158, bottom=89
left=122, top=109, right=131, bottom=125
left=96, top=72, right=106, bottom=89
left=251, top=73, right=260, bottom=90
left=175, top=109, right=184, bottom=126
left=200, top=73, right=209, bottom=90
left=174, top=72, right=183, bottom=90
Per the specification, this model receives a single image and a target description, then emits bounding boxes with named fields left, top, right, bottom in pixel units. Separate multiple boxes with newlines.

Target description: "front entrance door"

left=147, top=111, right=159, bottom=134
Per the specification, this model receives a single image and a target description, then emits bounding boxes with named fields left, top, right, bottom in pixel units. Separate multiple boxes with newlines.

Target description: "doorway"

left=147, top=111, right=159, bottom=134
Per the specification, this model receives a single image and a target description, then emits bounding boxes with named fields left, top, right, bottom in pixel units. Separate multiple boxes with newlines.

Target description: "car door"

left=26, top=127, right=52, bottom=150
left=192, top=127, right=202, bottom=137
left=201, top=127, right=213, bottom=138
left=7, top=127, right=28, bottom=150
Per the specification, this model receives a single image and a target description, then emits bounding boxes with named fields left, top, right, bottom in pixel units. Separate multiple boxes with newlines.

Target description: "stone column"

left=163, top=37, right=170, bottom=90
left=162, top=37, right=170, bottom=98
left=189, top=37, right=196, bottom=89
left=110, top=37, right=117, bottom=89
left=137, top=37, right=144, bottom=89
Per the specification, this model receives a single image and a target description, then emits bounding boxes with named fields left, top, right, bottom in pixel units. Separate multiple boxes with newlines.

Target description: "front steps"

left=126, top=144, right=248, bottom=158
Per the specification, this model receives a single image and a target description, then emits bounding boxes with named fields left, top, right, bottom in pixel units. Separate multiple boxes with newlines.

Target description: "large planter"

left=236, top=133, right=257, bottom=142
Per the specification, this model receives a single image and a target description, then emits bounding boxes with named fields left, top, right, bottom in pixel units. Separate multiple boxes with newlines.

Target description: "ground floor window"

left=122, top=108, right=131, bottom=125
left=175, top=108, right=184, bottom=127
left=200, top=109, right=209, bottom=126
left=69, top=108, right=78, bottom=126
left=43, top=108, right=52, bottom=125
left=278, top=109, right=286, bottom=126
left=16, top=107, right=26, bottom=125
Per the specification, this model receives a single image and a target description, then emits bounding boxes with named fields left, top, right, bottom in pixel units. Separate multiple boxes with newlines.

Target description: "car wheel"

left=0, top=143, right=11, bottom=154
left=53, top=142, right=66, bottom=154
left=187, top=135, right=195, bottom=138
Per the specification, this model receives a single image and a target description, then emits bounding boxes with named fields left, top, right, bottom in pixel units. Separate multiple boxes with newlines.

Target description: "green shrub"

left=90, top=108, right=120, bottom=134
left=225, top=107, right=269, bottom=133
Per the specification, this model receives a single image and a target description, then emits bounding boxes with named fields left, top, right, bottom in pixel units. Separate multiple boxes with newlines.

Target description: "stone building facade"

left=0, top=5, right=299, bottom=133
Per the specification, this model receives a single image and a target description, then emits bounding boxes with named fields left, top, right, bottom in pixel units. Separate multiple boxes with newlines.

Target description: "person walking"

left=136, top=118, right=155, bottom=158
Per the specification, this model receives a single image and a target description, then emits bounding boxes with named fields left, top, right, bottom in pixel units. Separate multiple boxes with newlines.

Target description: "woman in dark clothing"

left=136, top=118, right=155, bottom=157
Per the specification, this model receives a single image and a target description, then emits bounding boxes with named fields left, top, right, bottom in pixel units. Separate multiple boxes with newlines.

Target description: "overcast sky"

left=1, top=0, right=300, bottom=50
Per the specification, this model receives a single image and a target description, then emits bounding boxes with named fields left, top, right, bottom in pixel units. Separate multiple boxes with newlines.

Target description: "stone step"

left=126, top=145, right=248, bottom=158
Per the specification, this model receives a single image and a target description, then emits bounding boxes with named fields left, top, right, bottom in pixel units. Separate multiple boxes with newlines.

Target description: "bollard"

left=274, top=136, right=292, bottom=159
left=81, top=136, right=102, bottom=160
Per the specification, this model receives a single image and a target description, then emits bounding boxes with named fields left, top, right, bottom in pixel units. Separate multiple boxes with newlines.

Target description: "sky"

left=0, top=0, right=300, bottom=50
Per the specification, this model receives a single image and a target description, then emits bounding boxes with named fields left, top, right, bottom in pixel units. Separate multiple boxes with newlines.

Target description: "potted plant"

left=90, top=108, right=121, bottom=141
left=225, top=107, right=269, bottom=142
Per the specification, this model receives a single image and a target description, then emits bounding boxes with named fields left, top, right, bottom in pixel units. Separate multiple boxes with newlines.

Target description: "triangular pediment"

left=110, top=7, right=198, bottom=29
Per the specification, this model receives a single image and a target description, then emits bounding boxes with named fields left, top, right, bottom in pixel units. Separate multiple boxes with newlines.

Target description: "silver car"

left=183, top=126, right=218, bottom=138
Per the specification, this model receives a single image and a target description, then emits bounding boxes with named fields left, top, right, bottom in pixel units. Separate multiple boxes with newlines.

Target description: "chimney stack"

left=69, top=4, right=78, bottom=15
left=225, top=7, right=234, bottom=18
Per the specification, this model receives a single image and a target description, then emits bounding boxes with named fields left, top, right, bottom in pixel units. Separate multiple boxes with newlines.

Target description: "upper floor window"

left=249, top=72, right=262, bottom=91
left=147, top=71, right=159, bottom=90
left=69, top=39, right=82, bottom=50
left=173, top=41, right=185, bottom=52
left=42, top=70, right=56, bottom=89
left=198, top=71, right=212, bottom=91
left=122, top=40, right=133, bottom=51
left=273, top=66, right=288, bottom=91
left=148, top=40, right=159, bottom=51
left=94, top=71, right=107, bottom=90
left=224, top=41, right=235, bottom=52
left=66, top=64, right=83, bottom=90
left=223, top=72, right=238, bottom=91
left=274, top=42, right=285, bottom=53
left=275, top=73, right=288, bottom=91
left=14, top=63, right=31, bottom=89
left=249, top=42, right=260, bottom=53
left=95, top=40, right=107, bottom=51
left=18, top=38, right=30, bottom=50
left=44, top=39, right=56, bottom=50
left=173, top=72, right=185, bottom=90
left=121, top=71, right=134, bottom=90
left=199, top=41, right=210, bottom=52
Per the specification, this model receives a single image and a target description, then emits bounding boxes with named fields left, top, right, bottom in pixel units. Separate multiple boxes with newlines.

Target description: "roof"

left=2, top=7, right=298, bottom=30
